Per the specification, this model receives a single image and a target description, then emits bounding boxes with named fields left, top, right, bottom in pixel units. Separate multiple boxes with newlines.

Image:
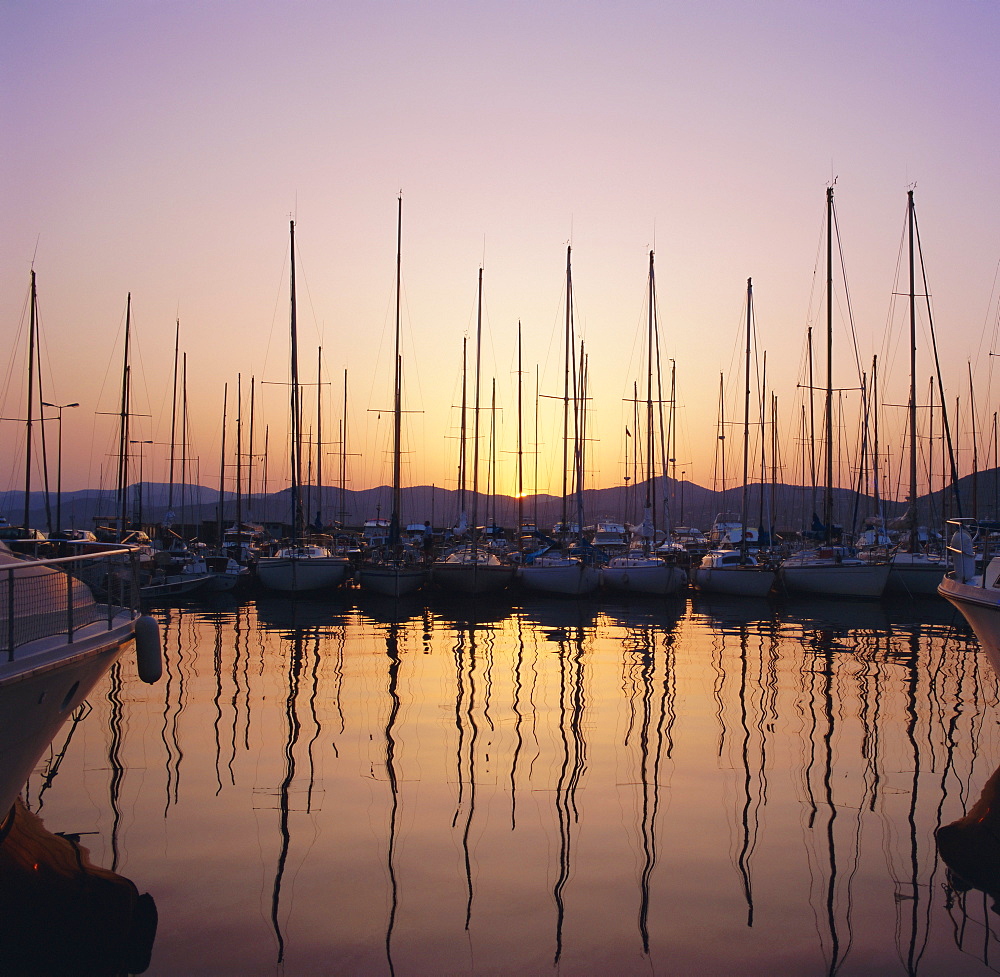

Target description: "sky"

left=3, top=0, right=1000, bottom=522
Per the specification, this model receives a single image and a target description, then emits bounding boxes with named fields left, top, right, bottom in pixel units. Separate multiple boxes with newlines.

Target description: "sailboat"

left=256, top=221, right=350, bottom=593
left=886, top=190, right=947, bottom=596
left=602, top=250, right=686, bottom=596
left=431, top=268, right=515, bottom=594
left=358, top=196, right=427, bottom=597
left=779, top=187, right=891, bottom=599
left=519, top=246, right=600, bottom=597
left=693, top=278, right=776, bottom=597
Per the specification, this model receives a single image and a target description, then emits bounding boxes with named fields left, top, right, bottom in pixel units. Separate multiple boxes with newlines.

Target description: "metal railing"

left=0, top=544, right=143, bottom=663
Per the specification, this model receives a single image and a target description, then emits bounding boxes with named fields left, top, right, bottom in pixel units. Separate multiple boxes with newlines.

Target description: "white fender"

left=134, top=614, right=162, bottom=684
left=951, top=528, right=976, bottom=584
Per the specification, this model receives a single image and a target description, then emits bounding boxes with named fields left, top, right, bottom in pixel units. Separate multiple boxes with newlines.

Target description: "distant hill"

left=1, top=471, right=989, bottom=537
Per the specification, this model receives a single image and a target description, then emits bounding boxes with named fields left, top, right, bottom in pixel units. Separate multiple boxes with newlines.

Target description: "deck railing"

left=0, top=544, right=143, bottom=662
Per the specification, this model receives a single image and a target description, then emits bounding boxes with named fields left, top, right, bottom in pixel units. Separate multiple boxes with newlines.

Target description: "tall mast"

left=741, top=278, right=753, bottom=563
left=471, top=268, right=484, bottom=550
left=316, top=346, right=323, bottom=526
left=168, top=319, right=179, bottom=510
left=970, top=362, right=978, bottom=520
left=218, top=383, right=227, bottom=546
left=23, top=271, right=37, bottom=531
left=390, top=195, right=403, bottom=546
left=561, top=246, right=572, bottom=539
left=807, top=325, right=817, bottom=519
left=247, top=376, right=255, bottom=522
left=340, top=369, right=348, bottom=526
left=907, top=190, right=918, bottom=551
left=824, top=185, right=835, bottom=543
left=181, top=353, right=189, bottom=532
left=517, top=321, right=524, bottom=542
left=236, top=374, right=243, bottom=539
left=458, top=335, right=467, bottom=526
left=289, top=220, right=301, bottom=537
left=117, top=294, right=132, bottom=534
left=645, top=252, right=655, bottom=541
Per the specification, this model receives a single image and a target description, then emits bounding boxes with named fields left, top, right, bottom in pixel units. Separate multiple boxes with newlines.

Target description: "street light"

left=41, top=401, right=79, bottom=534
left=129, top=440, right=153, bottom=526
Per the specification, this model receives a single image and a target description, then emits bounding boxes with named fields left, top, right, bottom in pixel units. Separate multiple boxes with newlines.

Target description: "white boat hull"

left=601, top=560, right=687, bottom=595
left=693, top=565, right=775, bottom=597
left=358, top=565, right=427, bottom=597
left=779, top=559, right=890, bottom=599
left=519, top=559, right=600, bottom=596
left=0, top=611, right=137, bottom=817
left=256, top=554, right=349, bottom=593
left=938, top=575, right=1000, bottom=675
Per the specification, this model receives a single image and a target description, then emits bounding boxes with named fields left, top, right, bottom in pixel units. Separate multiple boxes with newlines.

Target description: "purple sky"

left=3, top=1, right=999, bottom=519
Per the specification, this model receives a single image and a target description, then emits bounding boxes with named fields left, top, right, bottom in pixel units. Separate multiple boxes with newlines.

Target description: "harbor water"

left=17, top=590, right=1000, bottom=976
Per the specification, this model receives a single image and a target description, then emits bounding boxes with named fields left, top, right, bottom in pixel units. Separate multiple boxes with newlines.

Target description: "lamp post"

left=129, top=440, right=153, bottom=526
left=41, top=401, right=79, bottom=534
left=680, top=470, right=686, bottom=526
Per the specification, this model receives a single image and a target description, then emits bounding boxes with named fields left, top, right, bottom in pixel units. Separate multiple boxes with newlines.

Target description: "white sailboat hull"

left=519, top=559, right=600, bottom=596
left=601, top=559, right=687, bottom=595
left=256, top=552, right=349, bottom=593
left=779, top=554, right=890, bottom=599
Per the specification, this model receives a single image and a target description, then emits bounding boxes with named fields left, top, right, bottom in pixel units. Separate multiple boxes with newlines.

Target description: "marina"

left=11, top=586, right=1000, bottom=976
left=5, top=4, right=1000, bottom=974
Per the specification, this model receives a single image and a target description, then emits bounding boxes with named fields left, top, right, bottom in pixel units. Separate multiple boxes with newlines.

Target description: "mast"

left=907, top=190, right=918, bottom=551
left=23, top=271, right=37, bottom=531
left=561, top=246, right=572, bottom=540
left=471, top=268, right=484, bottom=551
left=741, top=278, right=753, bottom=563
left=970, top=362, right=978, bottom=520
left=645, top=252, right=655, bottom=547
left=218, top=383, right=228, bottom=547
left=248, top=376, right=255, bottom=523
left=316, top=346, right=323, bottom=528
left=575, top=341, right=587, bottom=543
left=807, top=325, right=817, bottom=519
left=168, top=319, right=179, bottom=511
left=390, top=195, right=403, bottom=549
left=517, top=322, right=524, bottom=542
left=534, top=365, right=540, bottom=530
left=117, top=294, right=132, bottom=535
left=340, top=369, right=348, bottom=526
left=181, top=353, right=189, bottom=533
left=824, top=185, right=834, bottom=544
left=289, top=220, right=302, bottom=538
left=236, top=374, right=243, bottom=542
left=458, top=336, right=467, bottom=528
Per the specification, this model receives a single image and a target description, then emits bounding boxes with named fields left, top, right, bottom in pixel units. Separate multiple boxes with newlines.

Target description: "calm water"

left=18, top=590, right=1000, bottom=976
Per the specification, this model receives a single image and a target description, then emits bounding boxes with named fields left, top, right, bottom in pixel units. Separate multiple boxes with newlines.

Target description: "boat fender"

left=951, top=529, right=976, bottom=584
left=134, top=614, right=163, bottom=684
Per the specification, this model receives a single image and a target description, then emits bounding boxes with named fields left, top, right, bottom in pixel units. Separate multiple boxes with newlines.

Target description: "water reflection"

left=21, top=594, right=1000, bottom=975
